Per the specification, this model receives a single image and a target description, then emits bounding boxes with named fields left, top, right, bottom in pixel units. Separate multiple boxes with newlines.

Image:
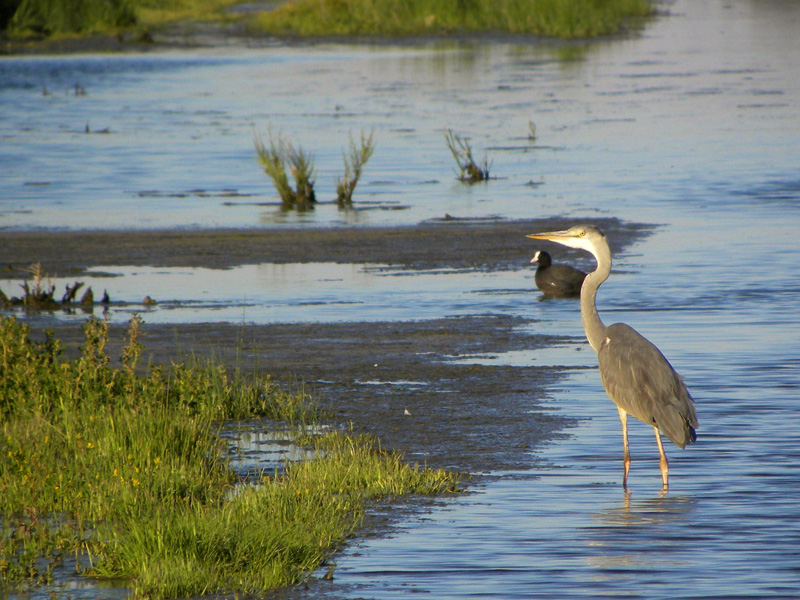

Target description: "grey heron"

left=530, top=250, right=587, bottom=297
left=527, top=225, right=697, bottom=490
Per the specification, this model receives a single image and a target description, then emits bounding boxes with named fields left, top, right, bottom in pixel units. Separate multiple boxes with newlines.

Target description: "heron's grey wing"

left=597, top=323, right=698, bottom=448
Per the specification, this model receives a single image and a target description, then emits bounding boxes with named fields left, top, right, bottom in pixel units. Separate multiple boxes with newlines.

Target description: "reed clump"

left=445, top=129, right=491, bottom=183
left=0, top=316, right=461, bottom=596
left=254, top=130, right=317, bottom=209
left=336, top=130, right=376, bottom=207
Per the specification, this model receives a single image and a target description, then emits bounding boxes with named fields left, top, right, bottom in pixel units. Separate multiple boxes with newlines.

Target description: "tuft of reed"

left=445, top=129, right=491, bottom=183
left=254, top=129, right=317, bottom=209
left=0, top=316, right=462, bottom=596
left=255, top=0, right=654, bottom=40
left=336, top=130, right=376, bottom=207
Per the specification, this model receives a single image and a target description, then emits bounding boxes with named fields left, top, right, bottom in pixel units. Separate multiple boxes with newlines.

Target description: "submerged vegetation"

left=2, top=0, right=653, bottom=44
left=0, top=316, right=461, bottom=596
left=255, top=0, right=654, bottom=39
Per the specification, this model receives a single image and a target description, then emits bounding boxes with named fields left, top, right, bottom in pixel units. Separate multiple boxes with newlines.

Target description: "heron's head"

left=526, top=225, right=605, bottom=254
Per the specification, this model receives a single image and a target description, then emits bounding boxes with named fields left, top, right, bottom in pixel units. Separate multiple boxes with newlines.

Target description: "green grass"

left=0, top=316, right=462, bottom=596
left=2, top=0, right=242, bottom=38
left=3, top=0, right=653, bottom=43
left=5, top=0, right=136, bottom=37
left=255, top=0, right=654, bottom=39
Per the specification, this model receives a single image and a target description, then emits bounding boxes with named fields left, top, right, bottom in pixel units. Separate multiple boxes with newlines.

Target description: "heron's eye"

left=578, top=230, right=585, bottom=237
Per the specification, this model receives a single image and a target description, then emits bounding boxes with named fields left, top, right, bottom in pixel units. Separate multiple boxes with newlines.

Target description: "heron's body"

left=531, top=250, right=586, bottom=297
left=598, top=323, right=696, bottom=449
left=527, top=225, right=697, bottom=489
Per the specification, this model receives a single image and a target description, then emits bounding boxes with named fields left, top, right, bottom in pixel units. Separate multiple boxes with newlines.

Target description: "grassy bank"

left=0, top=316, right=461, bottom=596
left=2, top=0, right=653, bottom=43
left=255, top=0, right=654, bottom=39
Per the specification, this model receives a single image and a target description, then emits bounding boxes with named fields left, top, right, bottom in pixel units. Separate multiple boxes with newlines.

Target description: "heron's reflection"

left=584, top=490, right=696, bottom=574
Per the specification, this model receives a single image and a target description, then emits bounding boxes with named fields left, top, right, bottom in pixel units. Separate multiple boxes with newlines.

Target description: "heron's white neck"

left=580, top=242, right=612, bottom=353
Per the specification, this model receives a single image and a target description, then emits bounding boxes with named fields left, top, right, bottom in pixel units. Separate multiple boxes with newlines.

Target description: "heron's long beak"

left=526, top=229, right=573, bottom=242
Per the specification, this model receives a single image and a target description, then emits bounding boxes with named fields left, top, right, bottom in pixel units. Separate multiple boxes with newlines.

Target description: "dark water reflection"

left=3, top=0, right=800, bottom=598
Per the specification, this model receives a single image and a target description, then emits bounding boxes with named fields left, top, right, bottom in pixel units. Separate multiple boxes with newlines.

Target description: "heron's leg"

left=617, top=407, right=630, bottom=488
left=653, top=426, right=669, bottom=490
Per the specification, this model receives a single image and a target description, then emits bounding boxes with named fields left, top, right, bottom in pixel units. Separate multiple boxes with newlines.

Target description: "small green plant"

left=254, top=130, right=317, bottom=209
left=445, top=129, right=491, bottom=183
left=336, top=130, right=376, bottom=207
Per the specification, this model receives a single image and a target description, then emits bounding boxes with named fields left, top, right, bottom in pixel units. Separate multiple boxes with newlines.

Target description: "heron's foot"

left=659, top=457, right=669, bottom=490
left=622, top=456, right=631, bottom=488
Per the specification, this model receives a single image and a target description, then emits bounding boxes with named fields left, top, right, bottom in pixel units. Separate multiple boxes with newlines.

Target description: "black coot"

left=531, top=250, right=586, bottom=297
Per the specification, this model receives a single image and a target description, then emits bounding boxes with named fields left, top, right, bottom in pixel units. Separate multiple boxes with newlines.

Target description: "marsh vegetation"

left=1, top=0, right=653, bottom=44
left=0, top=316, right=461, bottom=596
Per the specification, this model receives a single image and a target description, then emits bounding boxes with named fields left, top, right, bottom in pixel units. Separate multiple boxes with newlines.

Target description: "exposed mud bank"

left=0, top=217, right=648, bottom=281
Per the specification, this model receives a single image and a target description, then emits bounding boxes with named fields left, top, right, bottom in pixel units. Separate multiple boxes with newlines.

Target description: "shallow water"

left=3, top=0, right=800, bottom=598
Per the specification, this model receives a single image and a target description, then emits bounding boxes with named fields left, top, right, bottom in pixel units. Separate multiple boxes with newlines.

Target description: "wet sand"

left=2, top=217, right=649, bottom=474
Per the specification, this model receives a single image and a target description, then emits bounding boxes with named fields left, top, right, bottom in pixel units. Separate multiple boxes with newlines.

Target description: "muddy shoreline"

left=2, top=217, right=650, bottom=474
left=0, top=217, right=646, bottom=280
